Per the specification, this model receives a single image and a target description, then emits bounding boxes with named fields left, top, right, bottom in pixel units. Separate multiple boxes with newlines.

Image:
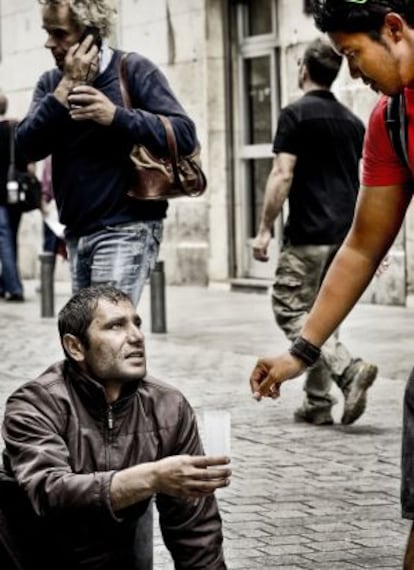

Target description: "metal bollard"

left=150, top=261, right=167, bottom=333
left=38, top=252, right=55, bottom=318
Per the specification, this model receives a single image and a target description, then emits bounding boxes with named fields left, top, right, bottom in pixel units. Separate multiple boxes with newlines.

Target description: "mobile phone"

left=79, top=26, right=102, bottom=51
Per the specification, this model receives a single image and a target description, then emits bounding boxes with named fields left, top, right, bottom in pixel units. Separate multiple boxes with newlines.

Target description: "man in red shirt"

left=248, top=1, right=414, bottom=565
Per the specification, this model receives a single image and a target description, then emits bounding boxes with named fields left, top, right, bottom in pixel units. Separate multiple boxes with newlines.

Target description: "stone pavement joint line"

left=1, top=281, right=413, bottom=569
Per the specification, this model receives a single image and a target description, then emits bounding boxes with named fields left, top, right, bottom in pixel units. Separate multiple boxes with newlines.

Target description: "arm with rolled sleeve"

left=156, top=398, right=227, bottom=570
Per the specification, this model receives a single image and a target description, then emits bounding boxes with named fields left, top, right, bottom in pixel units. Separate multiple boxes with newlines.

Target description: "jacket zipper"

left=107, top=405, right=114, bottom=430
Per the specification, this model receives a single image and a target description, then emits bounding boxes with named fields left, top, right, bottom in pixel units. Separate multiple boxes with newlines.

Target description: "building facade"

left=1, top=0, right=412, bottom=303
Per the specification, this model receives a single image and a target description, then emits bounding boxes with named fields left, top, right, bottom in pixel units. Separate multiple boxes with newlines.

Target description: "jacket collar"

left=304, top=89, right=336, bottom=100
left=65, top=360, right=140, bottom=414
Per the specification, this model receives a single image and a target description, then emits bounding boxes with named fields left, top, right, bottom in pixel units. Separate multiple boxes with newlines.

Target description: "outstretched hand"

left=249, top=352, right=306, bottom=401
left=111, top=454, right=231, bottom=511
left=154, top=455, right=232, bottom=498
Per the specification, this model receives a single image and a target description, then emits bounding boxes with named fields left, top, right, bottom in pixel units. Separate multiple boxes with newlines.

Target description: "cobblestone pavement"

left=1, top=280, right=413, bottom=569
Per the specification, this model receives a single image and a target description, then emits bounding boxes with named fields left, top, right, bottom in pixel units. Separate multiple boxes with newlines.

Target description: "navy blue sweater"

left=16, top=49, right=197, bottom=237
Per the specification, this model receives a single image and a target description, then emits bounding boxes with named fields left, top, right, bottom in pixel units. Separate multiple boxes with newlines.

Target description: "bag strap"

left=157, top=115, right=183, bottom=188
left=118, top=53, right=183, bottom=188
left=119, top=53, right=132, bottom=109
left=385, top=93, right=410, bottom=170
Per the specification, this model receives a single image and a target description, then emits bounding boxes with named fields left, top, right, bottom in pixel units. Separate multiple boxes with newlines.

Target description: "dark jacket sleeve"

left=16, top=70, right=70, bottom=162
left=18, top=54, right=198, bottom=160
left=111, top=52, right=198, bottom=157
left=1, top=380, right=117, bottom=521
left=156, top=397, right=227, bottom=569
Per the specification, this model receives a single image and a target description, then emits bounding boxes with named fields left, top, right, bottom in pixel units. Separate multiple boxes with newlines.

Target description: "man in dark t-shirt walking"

left=252, top=38, right=377, bottom=426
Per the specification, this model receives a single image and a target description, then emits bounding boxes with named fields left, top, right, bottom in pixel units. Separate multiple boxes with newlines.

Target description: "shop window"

left=243, top=0, right=273, bottom=37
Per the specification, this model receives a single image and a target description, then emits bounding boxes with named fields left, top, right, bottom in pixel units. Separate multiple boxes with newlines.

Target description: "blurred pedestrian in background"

left=252, top=38, right=377, bottom=426
left=40, top=155, right=67, bottom=283
left=0, top=92, right=32, bottom=302
left=17, top=0, right=199, bottom=306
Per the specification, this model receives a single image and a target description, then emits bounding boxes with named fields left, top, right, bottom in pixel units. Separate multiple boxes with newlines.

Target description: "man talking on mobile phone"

left=17, top=0, right=199, bottom=307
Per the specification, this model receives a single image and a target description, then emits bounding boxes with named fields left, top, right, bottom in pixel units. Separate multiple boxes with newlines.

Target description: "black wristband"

left=289, top=336, right=321, bottom=367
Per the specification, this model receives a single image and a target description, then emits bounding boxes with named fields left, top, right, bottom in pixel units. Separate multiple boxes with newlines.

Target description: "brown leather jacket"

left=1, top=360, right=226, bottom=569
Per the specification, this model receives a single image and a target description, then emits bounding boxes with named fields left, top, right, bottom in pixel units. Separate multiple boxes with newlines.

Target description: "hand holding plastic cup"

left=203, top=409, right=231, bottom=464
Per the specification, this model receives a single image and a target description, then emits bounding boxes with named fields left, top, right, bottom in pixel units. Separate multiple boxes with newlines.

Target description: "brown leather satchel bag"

left=119, top=54, right=207, bottom=200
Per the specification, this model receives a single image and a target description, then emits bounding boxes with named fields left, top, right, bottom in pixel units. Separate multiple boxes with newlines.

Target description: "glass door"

left=233, top=0, right=283, bottom=280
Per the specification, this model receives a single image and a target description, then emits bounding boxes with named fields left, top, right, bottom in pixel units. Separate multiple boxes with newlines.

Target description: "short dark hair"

left=58, top=285, right=132, bottom=352
left=312, top=0, right=414, bottom=35
left=302, top=38, right=343, bottom=88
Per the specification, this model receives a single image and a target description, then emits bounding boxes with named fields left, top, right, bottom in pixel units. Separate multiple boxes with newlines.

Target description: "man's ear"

left=384, top=13, right=405, bottom=42
left=63, top=333, right=86, bottom=363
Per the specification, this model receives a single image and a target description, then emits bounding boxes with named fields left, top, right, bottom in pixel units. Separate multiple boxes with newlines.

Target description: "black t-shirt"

left=273, top=90, right=365, bottom=245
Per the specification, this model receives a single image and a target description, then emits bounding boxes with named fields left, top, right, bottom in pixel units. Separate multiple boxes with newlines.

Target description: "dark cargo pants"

left=271, top=244, right=354, bottom=412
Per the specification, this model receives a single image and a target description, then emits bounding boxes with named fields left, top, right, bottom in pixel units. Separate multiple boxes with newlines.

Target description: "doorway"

left=232, top=0, right=283, bottom=280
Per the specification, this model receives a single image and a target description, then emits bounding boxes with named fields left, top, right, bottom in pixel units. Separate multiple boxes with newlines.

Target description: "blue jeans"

left=65, top=221, right=163, bottom=306
left=0, top=205, right=23, bottom=296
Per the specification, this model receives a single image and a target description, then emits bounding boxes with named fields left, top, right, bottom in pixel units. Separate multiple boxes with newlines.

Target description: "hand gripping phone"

left=69, top=26, right=102, bottom=108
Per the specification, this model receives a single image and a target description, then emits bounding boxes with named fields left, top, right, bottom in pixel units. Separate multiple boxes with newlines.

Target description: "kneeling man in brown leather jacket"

left=1, top=285, right=231, bottom=570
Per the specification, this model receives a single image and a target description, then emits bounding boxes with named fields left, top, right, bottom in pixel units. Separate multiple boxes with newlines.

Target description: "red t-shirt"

left=363, top=89, right=414, bottom=186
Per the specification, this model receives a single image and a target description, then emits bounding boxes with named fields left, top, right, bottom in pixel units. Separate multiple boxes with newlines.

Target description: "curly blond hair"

left=40, top=0, right=117, bottom=38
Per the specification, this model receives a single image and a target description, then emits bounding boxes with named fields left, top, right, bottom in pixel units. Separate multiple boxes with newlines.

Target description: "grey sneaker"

left=341, top=359, right=378, bottom=425
left=294, top=406, right=334, bottom=426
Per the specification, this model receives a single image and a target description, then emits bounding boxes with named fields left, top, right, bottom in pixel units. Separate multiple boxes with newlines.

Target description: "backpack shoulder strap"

left=385, top=93, right=410, bottom=170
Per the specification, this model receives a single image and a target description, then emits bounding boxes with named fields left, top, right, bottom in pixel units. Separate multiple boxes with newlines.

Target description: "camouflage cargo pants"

left=271, top=244, right=353, bottom=411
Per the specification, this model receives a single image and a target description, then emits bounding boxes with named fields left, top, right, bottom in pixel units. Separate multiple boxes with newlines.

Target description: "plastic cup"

left=203, top=409, right=231, bottom=459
